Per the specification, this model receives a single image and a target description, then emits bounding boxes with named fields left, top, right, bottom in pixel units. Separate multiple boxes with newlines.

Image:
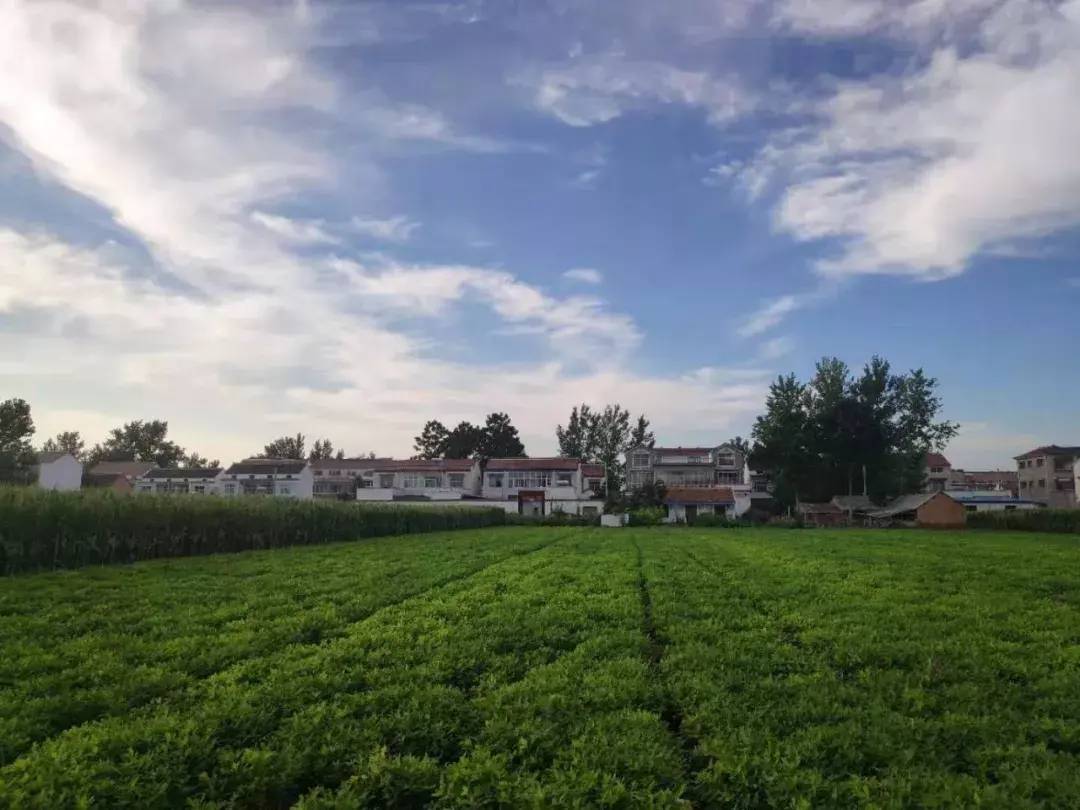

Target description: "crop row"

left=0, top=486, right=507, bottom=573
left=642, top=530, right=1080, bottom=807
left=0, top=531, right=693, bottom=807
left=0, top=528, right=554, bottom=766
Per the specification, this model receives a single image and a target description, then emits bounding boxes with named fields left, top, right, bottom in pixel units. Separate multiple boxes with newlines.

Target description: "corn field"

left=968, top=508, right=1080, bottom=534
left=0, top=487, right=507, bottom=573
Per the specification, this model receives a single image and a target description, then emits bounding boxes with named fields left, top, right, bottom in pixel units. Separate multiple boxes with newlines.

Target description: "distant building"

left=663, top=487, right=735, bottom=523
left=481, top=458, right=603, bottom=516
left=135, top=468, right=223, bottom=495
left=1014, top=445, right=1080, bottom=508
left=82, top=472, right=134, bottom=494
left=355, top=458, right=480, bottom=502
left=947, top=490, right=1042, bottom=513
left=311, top=457, right=393, bottom=500
left=88, top=460, right=155, bottom=483
left=626, top=444, right=747, bottom=490
left=830, top=495, right=876, bottom=521
left=948, top=469, right=1019, bottom=495
left=796, top=501, right=846, bottom=527
left=868, top=492, right=966, bottom=528
left=33, top=452, right=82, bottom=491
left=924, top=452, right=952, bottom=492
left=219, top=459, right=313, bottom=499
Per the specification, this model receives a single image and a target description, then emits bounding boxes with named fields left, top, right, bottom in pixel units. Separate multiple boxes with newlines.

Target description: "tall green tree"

left=0, top=398, right=36, bottom=482
left=41, top=430, right=85, bottom=459
left=477, top=412, right=525, bottom=458
left=182, top=452, right=221, bottom=469
left=88, top=420, right=187, bottom=468
left=727, top=436, right=751, bottom=457
left=592, top=405, right=632, bottom=492
left=629, top=414, right=655, bottom=449
left=309, top=438, right=335, bottom=461
left=444, top=422, right=484, bottom=459
left=262, top=433, right=305, bottom=460
left=556, top=404, right=596, bottom=459
left=413, top=420, right=449, bottom=460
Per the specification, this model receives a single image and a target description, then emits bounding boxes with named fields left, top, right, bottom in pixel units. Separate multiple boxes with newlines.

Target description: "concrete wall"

left=1017, top=453, right=1078, bottom=508
left=36, top=455, right=83, bottom=491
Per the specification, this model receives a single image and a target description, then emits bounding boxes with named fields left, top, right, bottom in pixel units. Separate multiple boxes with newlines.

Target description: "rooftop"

left=89, top=461, right=156, bottom=478
left=1014, top=445, right=1080, bottom=460
left=144, top=467, right=222, bottom=480
left=925, top=452, right=951, bottom=468
left=225, top=458, right=308, bottom=475
left=663, top=486, right=734, bottom=505
left=34, top=451, right=69, bottom=464
left=486, top=457, right=580, bottom=471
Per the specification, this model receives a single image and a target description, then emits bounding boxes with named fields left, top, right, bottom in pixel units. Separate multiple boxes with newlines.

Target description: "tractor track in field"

left=633, top=539, right=705, bottom=807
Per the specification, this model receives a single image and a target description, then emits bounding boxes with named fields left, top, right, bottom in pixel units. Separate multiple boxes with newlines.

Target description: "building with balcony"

left=355, top=459, right=480, bottom=502
left=135, top=467, right=223, bottom=494
left=481, top=457, right=603, bottom=516
left=625, top=444, right=747, bottom=490
left=1015, top=445, right=1080, bottom=508
left=311, top=457, right=393, bottom=500
left=219, top=459, right=313, bottom=499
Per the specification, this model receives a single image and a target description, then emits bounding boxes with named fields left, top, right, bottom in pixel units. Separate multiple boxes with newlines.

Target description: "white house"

left=135, top=467, right=223, bottom=495
left=481, top=458, right=603, bottom=516
left=219, top=459, right=313, bottom=499
left=33, top=452, right=83, bottom=491
left=663, top=486, right=739, bottom=523
left=355, top=459, right=480, bottom=502
left=312, top=457, right=393, bottom=500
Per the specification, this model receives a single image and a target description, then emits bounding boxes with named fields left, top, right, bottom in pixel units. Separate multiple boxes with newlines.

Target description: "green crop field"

left=1, top=527, right=1078, bottom=808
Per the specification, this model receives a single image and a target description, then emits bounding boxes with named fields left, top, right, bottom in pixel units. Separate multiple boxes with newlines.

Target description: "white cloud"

left=350, top=215, right=421, bottom=243
left=738, top=295, right=802, bottom=337
left=752, top=0, right=1080, bottom=278
left=563, top=267, right=603, bottom=285
left=525, top=53, right=747, bottom=127
left=251, top=212, right=339, bottom=245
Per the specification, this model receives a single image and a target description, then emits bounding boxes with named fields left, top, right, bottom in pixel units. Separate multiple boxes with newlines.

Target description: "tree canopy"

left=0, top=398, right=36, bottom=482
left=261, top=433, right=306, bottom=460
left=85, top=420, right=189, bottom=469
left=412, top=413, right=526, bottom=460
left=555, top=403, right=652, bottom=492
left=41, top=431, right=85, bottom=459
left=750, top=356, right=958, bottom=506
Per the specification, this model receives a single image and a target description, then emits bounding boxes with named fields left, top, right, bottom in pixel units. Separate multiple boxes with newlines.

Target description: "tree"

left=444, top=421, right=483, bottom=459
left=91, top=419, right=186, bottom=468
left=262, top=433, right=305, bottom=459
left=477, top=412, right=525, bottom=459
left=413, top=420, right=449, bottom=460
left=182, top=452, right=221, bottom=469
left=592, top=405, right=632, bottom=492
left=41, top=430, right=85, bottom=459
left=629, top=415, right=654, bottom=449
left=726, top=436, right=751, bottom=457
left=750, top=357, right=959, bottom=507
left=556, top=404, right=596, bottom=459
left=309, top=438, right=335, bottom=461
left=0, top=398, right=36, bottom=482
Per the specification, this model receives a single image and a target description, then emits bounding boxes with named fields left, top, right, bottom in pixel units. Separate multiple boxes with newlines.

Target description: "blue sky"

left=2, top=0, right=1078, bottom=467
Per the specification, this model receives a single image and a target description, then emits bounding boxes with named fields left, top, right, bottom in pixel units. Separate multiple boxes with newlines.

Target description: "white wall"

left=36, top=455, right=82, bottom=491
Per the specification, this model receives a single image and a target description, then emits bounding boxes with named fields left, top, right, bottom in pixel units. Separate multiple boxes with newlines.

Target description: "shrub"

left=505, top=511, right=599, bottom=527
left=0, top=487, right=507, bottom=573
left=627, top=507, right=666, bottom=526
left=968, top=508, right=1080, bottom=534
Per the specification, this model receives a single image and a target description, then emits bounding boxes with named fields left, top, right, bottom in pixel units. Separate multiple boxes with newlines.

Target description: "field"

left=1, top=527, right=1079, bottom=808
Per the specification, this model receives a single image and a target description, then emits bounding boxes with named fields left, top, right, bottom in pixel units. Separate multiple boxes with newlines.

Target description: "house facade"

left=311, top=458, right=394, bottom=500
left=33, top=452, right=83, bottom=491
left=626, top=444, right=747, bottom=490
left=219, top=459, right=314, bottom=499
left=663, top=487, right=736, bottom=523
left=868, top=492, right=966, bottom=527
left=924, top=453, right=952, bottom=492
left=481, top=458, right=603, bottom=516
left=355, top=459, right=480, bottom=502
left=135, top=468, right=223, bottom=495
left=1015, top=445, right=1080, bottom=508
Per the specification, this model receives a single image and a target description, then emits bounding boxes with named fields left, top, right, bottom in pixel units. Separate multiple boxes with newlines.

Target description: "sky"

left=1, top=0, right=1078, bottom=469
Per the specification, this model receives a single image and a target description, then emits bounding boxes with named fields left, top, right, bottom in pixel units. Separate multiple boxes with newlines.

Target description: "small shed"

left=796, top=501, right=846, bottom=527
left=831, top=495, right=876, bottom=520
left=868, top=492, right=966, bottom=528
left=663, top=487, right=734, bottom=524
left=33, top=452, right=83, bottom=491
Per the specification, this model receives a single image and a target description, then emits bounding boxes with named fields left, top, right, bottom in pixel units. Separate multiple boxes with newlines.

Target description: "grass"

left=1, top=526, right=1078, bottom=807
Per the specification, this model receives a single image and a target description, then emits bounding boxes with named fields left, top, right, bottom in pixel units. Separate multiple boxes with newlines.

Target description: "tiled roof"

left=225, top=458, right=308, bottom=475
left=663, top=487, right=734, bottom=505
left=310, top=458, right=393, bottom=471
left=797, top=501, right=844, bottom=515
left=1014, top=445, right=1080, bottom=460
left=89, top=461, right=156, bottom=478
left=144, top=467, right=222, bottom=480
left=868, top=492, right=954, bottom=518
left=369, top=458, right=475, bottom=472
left=581, top=463, right=604, bottom=477
left=831, top=495, right=875, bottom=510
left=925, top=452, right=951, bottom=468
left=486, top=457, right=580, bottom=471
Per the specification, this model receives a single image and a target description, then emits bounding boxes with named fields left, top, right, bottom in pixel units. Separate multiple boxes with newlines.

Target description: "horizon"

left=3, top=1, right=1079, bottom=470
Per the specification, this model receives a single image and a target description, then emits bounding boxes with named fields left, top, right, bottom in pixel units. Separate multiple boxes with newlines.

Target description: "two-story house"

left=356, top=459, right=480, bottom=501
left=923, top=452, right=952, bottom=492
left=1015, top=445, right=1080, bottom=508
left=135, top=467, right=223, bottom=495
left=482, top=458, right=603, bottom=516
left=219, top=458, right=314, bottom=499
left=625, top=444, right=747, bottom=489
left=311, top=457, right=394, bottom=500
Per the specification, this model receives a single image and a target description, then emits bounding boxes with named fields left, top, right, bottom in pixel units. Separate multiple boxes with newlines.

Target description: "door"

left=684, top=505, right=697, bottom=524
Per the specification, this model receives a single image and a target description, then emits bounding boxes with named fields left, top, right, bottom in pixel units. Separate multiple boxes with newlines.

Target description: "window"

left=358, top=477, right=373, bottom=488
left=403, top=475, right=422, bottom=488
left=965, top=505, right=977, bottom=512
left=1005, top=505, right=1017, bottom=511
left=487, top=473, right=505, bottom=487
left=1038, top=479, right=1046, bottom=488
left=632, top=453, right=650, bottom=468
left=314, top=470, right=323, bottom=476
left=193, top=485, right=205, bottom=493
left=587, top=478, right=602, bottom=491
left=1036, top=458, right=1044, bottom=467
left=222, top=483, right=236, bottom=495
left=329, top=469, right=341, bottom=477
left=556, top=471, right=573, bottom=486
left=379, top=473, right=394, bottom=488
left=1020, top=481, right=1027, bottom=489
left=509, top=471, right=551, bottom=488
left=285, top=474, right=293, bottom=480
left=930, top=466, right=943, bottom=474
left=716, top=453, right=735, bottom=467
left=424, top=476, right=440, bottom=488
left=449, top=473, right=465, bottom=488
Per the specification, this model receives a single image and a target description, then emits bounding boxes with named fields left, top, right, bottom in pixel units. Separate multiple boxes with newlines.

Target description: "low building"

left=89, top=460, right=156, bottom=483
left=135, top=468, right=223, bottom=495
left=219, top=459, right=313, bottom=499
left=797, top=501, right=846, bottom=527
left=868, top=492, right=966, bottom=528
left=626, top=444, right=747, bottom=490
left=356, top=459, right=480, bottom=502
left=33, top=452, right=83, bottom=491
left=481, top=458, right=603, bottom=516
left=312, top=458, right=393, bottom=500
left=82, top=472, right=134, bottom=494
left=1015, top=445, right=1079, bottom=508
left=663, top=487, right=735, bottom=523
left=924, top=452, right=952, bottom=492
left=947, top=490, right=1042, bottom=513
left=831, top=495, right=876, bottom=521
left=948, top=469, right=1018, bottom=495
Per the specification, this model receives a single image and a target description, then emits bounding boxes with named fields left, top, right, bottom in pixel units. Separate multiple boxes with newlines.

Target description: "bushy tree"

left=556, top=404, right=596, bottom=459
left=262, top=433, right=305, bottom=460
left=309, top=438, right=335, bottom=461
left=41, top=430, right=85, bottom=459
left=182, top=452, right=221, bottom=469
left=555, top=403, right=652, bottom=492
left=87, top=420, right=187, bottom=468
left=413, top=420, right=450, bottom=460
left=413, top=414, right=526, bottom=460
left=477, top=412, right=525, bottom=459
left=0, top=398, right=36, bottom=482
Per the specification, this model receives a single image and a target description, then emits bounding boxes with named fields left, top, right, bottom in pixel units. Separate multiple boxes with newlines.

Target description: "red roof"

left=925, top=452, right=951, bottom=468
left=1014, top=445, right=1080, bottom=460
left=486, top=457, right=580, bottom=471
left=369, top=459, right=475, bottom=472
left=663, top=487, right=734, bottom=505
left=310, top=458, right=394, bottom=471
left=581, top=463, right=604, bottom=477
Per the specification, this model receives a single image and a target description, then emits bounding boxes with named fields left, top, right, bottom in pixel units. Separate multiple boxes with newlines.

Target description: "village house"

left=218, top=459, right=314, bottom=499
left=625, top=443, right=752, bottom=519
left=1015, top=445, right=1079, bottom=508
left=32, top=451, right=83, bottom=491
left=663, top=487, right=736, bottom=523
left=83, top=460, right=156, bottom=494
left=923, top=452, right=952, bottom=492
left=797, top=501, right=846, bottom=527
left=311, top=457, right=393, bottom=500
left=481, top=458, right=603, bottom=516
left=135, top=467, right=223, bottom=495
left=868, top=492, right=966, bottom=528
left=355, top=458, right=480, bottom=502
